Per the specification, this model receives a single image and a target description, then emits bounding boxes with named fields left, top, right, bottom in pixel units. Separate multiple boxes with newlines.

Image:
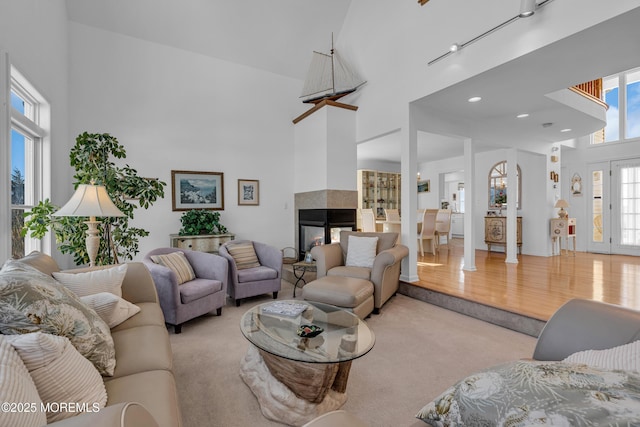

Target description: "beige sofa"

left=18, top=251, right=182, bottom=427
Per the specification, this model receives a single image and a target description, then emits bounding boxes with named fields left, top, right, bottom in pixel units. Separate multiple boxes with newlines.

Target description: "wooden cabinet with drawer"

left=169, top=233, right=235, bottom=254
left=484, top=216, right=522, bottom=254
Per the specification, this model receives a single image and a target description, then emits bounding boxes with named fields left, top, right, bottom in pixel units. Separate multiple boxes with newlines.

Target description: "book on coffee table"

left=261, top=301, right=308, bottom=317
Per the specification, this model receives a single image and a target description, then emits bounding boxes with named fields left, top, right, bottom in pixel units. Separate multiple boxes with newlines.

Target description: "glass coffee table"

left=239, top=300, right=375, bottom=425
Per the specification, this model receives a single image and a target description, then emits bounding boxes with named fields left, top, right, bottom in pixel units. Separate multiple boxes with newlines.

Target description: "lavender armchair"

left=143, top=247, right=228, bottom=333
left=218, top=240, right=282, bottom=306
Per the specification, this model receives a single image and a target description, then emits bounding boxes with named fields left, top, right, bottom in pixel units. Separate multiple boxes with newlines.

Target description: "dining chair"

left=360, top=208, right=377, bottom=232
left=418, top=209, right=439, bottom=256
left=384, top=209, right=400, bottom=222
left=435, top=208, right=452, bottom=247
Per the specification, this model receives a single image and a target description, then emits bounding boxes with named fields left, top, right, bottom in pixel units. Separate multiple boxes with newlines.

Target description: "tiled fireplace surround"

left=294, top=189, right=358, bottom=261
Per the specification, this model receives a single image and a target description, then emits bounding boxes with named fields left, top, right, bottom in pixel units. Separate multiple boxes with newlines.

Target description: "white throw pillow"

left=53, top=264, right=128, bottom=297
left=345, top=236, right=379, bottom=268
left=80, top=292, right=141, bottom=328
left=5, top=332, right=107, bottom=423
left=0, top=336, right=47, bottom=427
left=563, top=340, right=640, bottom=372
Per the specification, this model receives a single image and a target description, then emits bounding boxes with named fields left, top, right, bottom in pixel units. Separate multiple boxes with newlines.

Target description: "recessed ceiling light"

left=560, top=128, right=572, bottom=133
left=450, top=43, right=460, bottom=52
left=468, top=96, right=482, bottom=103
left=516, top=113, right=529, bottom=118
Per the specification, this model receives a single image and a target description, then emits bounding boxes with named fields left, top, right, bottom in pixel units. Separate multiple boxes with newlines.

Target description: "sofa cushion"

left=0, top=336, right=47, bottom=427
left=105, top=370, right=181, bottom=427
left=179, top=278, right=223, bottom=304
left=110, top=302, right=166, bottom=332
left=108, top=325, right=172, bottom=379
left=80, top=292, right=141, bottom=328
left=0, top=260, right=116, bottom=376
left=345, top=235, right=378, bottom=268
left=53, top=264, right=128, bottom=297
left=150, top=251, right=195, bottom=285
left=237, top=265, right=278, bottom=283
left=227, top=242, right=261, bottom=270
left=564, top=340, right=640, bottom=372
left=5, top=332, right=107, bottom=423
left=328, top=266, right=371, bottom=281
left=15, top=250, right=60, bottom=276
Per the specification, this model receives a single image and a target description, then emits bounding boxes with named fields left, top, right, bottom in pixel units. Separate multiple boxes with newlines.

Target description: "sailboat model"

left=300, top=36, right=366, bottom=104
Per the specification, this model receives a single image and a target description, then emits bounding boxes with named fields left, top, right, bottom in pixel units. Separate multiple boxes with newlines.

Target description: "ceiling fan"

left=418, top=0, right=429, bottom=5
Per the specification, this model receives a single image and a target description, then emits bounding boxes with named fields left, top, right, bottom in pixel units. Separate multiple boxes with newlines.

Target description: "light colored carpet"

left=169, top=281, right=536, bottom=426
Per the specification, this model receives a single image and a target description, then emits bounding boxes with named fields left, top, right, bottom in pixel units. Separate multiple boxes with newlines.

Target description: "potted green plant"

left=22, top=132, right=166, bottom=265
left=179, top=210, right=227, bottom=235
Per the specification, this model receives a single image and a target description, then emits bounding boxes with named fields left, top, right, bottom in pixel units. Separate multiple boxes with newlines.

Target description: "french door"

left=588, top=158, right=640, bottom=255
left=612, top=158, right=640, bottom=256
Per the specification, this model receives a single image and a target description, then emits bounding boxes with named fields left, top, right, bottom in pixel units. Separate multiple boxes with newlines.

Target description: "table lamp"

left=554, top=199, right=569, bottom=219
left=54, top=183, right=125, bottom=267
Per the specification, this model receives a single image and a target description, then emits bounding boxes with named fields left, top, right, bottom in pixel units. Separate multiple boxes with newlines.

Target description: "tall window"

left=9, top=69, right=48, bottom=259
left=593, top=67, right=640, bottom=144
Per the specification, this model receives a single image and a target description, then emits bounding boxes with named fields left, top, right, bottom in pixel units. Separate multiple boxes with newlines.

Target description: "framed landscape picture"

left=171, top=170, right=224, bottom=211
left=418, top=179, right=430, bottom=193
left=238, top=179, right=259, bottom=206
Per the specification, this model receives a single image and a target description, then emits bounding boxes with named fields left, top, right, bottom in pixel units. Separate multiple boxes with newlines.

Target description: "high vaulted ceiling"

left=65, top=0, right=352, bottom=81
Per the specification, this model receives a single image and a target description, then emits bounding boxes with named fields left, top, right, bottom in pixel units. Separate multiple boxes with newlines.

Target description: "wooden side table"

left=550, top=218, right=576, bottom=256
left=292, top=261, right=317, bottom=297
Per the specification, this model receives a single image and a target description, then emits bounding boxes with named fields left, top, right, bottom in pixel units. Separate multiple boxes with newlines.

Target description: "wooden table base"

left=239, top=345, right=349, bottom=426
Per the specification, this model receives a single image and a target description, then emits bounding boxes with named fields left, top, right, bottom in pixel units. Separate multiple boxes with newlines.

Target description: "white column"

left=463, top=138, right=476, bottom=271
left=505, top=148, right=518, bottom=264
left=400, top=104, right=419, bottom=282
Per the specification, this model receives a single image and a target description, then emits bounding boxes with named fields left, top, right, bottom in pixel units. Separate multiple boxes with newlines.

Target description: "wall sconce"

left=550, top=171, right=559, bottom=182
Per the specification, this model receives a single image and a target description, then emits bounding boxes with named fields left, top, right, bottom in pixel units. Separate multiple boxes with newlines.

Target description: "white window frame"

left=593, top=66, right=640, bottom=145
left=1, top=55, right=51, bottom=261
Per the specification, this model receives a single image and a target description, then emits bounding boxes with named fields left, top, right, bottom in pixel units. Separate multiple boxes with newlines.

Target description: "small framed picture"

left=417, top=179, right=430, bottom=193
left=238, top=179, right=259, bottom=206
left=171, top=170, right=224, bottom=211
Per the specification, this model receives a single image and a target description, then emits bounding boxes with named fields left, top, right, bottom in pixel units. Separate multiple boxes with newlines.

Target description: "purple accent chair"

left=143, top=247, right=228, bottom=333
left=218, top=240, right=282, bottom=306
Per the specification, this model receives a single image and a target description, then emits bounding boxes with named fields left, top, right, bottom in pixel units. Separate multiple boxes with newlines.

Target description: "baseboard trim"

left=398, top=282, right=545, bottom=338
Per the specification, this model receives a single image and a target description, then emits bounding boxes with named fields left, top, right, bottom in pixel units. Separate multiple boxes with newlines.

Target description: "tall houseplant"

left=23, top=132, right=166, bottom=265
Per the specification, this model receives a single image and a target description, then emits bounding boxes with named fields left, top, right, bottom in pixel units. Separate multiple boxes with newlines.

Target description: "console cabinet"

left=484, top=216, right=522, bottom=253
left=550, top=218, right=576, bottom=255
left=169, top=233, right=235, bottom=254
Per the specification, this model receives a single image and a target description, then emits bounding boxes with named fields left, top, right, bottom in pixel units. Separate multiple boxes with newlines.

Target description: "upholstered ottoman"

left=302, top=276, right=374, bottom=319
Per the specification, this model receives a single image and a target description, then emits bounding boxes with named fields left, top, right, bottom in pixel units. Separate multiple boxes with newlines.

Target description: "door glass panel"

left=620, top=165, right=640, bottom=246
left=592, top=170, right=604, bottom=242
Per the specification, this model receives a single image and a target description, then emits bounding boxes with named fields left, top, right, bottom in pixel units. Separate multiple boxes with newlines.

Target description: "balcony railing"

left=570, top=78, right=607, bottom=144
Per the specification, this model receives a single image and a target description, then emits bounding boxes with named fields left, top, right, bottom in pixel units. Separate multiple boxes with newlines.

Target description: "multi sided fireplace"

left=298, top=209, right=356, bottom=261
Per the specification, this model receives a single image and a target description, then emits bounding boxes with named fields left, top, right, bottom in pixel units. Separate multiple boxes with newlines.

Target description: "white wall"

left=0, top=0, right=70, bottom=265
left=294, top=105, right=357, bottom=193
left=68, top=23, right=304, bottom=262
left=340, top=0, right=640, bottom=144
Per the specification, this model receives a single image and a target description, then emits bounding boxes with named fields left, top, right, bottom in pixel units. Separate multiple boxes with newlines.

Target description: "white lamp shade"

left=554, top=199, right=569, bottom=209
left=54, top=184, right=125, bottom=218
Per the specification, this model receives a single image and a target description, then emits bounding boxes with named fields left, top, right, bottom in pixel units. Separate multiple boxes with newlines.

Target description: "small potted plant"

left=179, top=210, right=227, bottom=235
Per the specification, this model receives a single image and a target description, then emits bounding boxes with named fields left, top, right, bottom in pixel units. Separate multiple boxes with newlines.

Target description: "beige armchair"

left=310, top=231, right=409, bottom=313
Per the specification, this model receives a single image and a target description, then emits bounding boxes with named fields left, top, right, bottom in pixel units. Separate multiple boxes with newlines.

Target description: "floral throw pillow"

left=0, top=260, right=116, bottom=376
left=416, top=360, right=640, bottom=426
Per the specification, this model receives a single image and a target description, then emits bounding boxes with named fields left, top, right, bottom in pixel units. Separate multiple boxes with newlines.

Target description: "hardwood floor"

left=409, top=238, right=640, bottom=321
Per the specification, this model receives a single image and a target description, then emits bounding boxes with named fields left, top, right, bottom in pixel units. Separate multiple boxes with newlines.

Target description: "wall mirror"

left=488, top=161, right=521, bottom=209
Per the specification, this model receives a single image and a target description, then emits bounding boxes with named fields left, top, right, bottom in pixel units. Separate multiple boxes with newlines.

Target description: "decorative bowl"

left=297, top=324, right=324, bottom=338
